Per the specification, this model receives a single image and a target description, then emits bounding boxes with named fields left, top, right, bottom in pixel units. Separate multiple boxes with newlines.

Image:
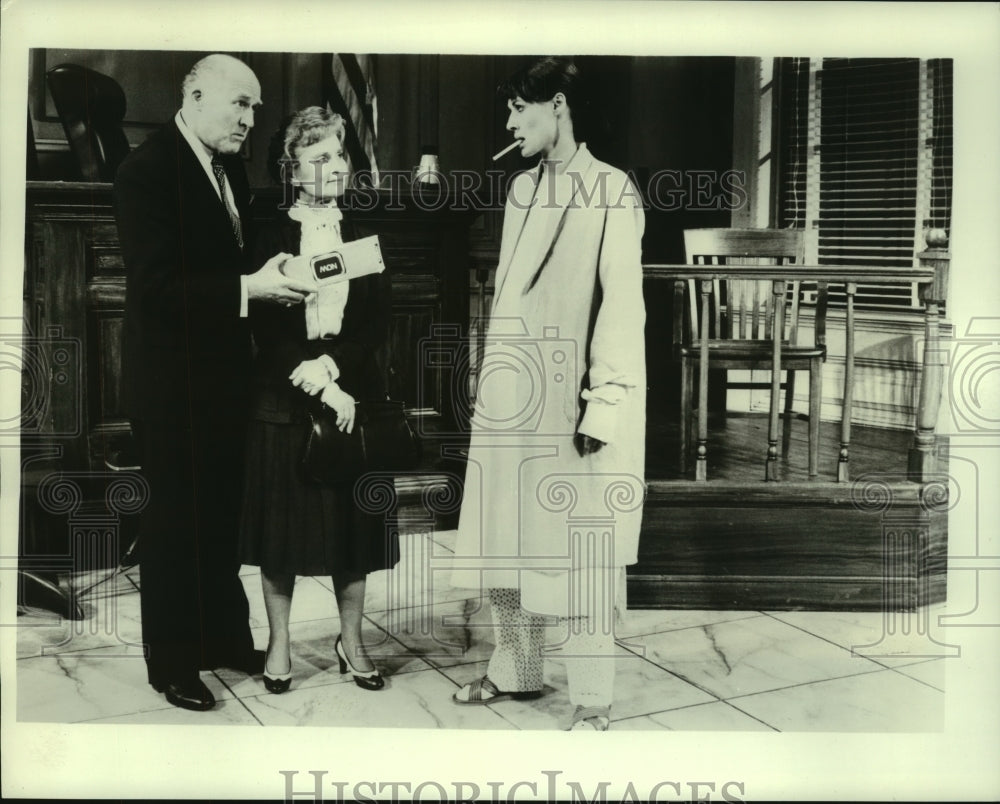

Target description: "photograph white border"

left=2, top=1, right=998, bottom=800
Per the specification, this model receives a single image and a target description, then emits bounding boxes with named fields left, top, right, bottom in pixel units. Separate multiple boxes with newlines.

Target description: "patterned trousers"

left=485, top=587, right=616, bottom=707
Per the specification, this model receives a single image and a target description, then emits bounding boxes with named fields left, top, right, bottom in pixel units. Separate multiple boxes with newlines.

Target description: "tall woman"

left=451, top=58, right=647, bottom=730
left=240, top=107, right=397, bottom=693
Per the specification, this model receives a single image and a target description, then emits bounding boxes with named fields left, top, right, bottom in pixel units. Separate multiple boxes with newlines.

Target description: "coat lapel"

left=514, top=144, right=596, bottom=296
left=491, top=168, right=538, bottom=307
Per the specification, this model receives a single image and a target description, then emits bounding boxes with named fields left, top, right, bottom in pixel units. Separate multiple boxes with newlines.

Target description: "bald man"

left=115, top=54, right=312, bottom=711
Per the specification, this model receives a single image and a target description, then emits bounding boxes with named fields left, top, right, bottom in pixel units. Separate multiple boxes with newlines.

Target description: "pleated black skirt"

left=239, top=419, right=399, bottom=576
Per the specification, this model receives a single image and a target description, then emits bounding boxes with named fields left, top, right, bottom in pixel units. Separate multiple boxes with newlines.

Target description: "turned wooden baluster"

left=838, top=281, right=857, bottom=482
left=907, top=237, right=946, bottom=482
left=675, top=279, right=690, bottom=473
left=808, top=281, right=829, bottom=479
left=695, top=278, right=711, bottom=481
left=908, top=280, right=944, bottom=481
left=765, top=279, right=786, bottom=481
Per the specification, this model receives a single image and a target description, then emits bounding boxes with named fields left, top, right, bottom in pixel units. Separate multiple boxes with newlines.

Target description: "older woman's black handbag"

left=302, top=398, right=421, bottom=484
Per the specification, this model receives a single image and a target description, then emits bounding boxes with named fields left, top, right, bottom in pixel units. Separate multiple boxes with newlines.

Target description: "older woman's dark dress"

left=240, top=216, right=399, bottom=575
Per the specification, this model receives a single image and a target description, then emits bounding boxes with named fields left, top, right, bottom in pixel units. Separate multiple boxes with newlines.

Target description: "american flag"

left=323, top=53, right=379, bottom=187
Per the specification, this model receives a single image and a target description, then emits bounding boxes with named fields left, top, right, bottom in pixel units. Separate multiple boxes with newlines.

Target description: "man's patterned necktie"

left=211, top=155, right=244, bottom=249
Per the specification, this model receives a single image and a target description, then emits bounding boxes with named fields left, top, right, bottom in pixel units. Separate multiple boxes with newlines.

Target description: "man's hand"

left=289, top=359, right=332, bottom=396
left=246, top=252, right=314, bottom=305
left=574, top=433, right=605, bottom=457
left=320, top=383, right=357, bottom=433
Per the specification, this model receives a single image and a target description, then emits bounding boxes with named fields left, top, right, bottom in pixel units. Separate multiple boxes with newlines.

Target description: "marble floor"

left=15, top=530, right=948, bottom=731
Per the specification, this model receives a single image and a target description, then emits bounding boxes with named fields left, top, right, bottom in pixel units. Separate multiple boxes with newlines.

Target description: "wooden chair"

left=678, top=227, right=827, bottom=478
left=46, top=63, right=130, bottom=182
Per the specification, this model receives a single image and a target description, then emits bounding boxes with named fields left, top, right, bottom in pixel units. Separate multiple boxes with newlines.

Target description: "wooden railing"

left=643, top=263, right=941, bottom=483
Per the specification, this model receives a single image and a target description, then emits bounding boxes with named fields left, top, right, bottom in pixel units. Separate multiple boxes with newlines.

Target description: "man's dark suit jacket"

left=114, top=120, right=256, bottom=684
left=116, top=120, right=254, bottom=424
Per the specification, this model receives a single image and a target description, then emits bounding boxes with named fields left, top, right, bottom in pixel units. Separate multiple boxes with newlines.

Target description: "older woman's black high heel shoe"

left=263, top=650, right=292, bottom=694
left=335, top=635, right=384, bottom=691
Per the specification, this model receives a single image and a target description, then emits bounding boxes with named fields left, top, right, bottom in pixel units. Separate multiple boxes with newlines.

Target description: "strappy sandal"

left=569, top=704, right=611, bottom=731
left=452, top=675, right=543, bottom=705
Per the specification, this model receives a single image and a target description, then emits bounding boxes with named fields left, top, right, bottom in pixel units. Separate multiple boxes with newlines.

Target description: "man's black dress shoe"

left=153, top=677, right=216, bottom=711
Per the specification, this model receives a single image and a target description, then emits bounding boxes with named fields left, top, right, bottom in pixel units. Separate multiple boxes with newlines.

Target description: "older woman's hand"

left=290, top=358, right=333, bottom=396
left=320, top=383, right=357, bottom=433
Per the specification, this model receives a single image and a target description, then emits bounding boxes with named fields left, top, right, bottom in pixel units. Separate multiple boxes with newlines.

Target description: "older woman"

left=451, top=58, right=647, bottom=730
left=239, top=106, right=397, bottom=693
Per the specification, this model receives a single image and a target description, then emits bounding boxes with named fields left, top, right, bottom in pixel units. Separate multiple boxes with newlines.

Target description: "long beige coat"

left=452, top=145, right=647, bottom=616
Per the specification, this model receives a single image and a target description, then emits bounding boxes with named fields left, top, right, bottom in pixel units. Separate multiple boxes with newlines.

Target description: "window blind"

left=929, top=58, right=953, bottom=235
left=775, top=57, right=952, bottom=311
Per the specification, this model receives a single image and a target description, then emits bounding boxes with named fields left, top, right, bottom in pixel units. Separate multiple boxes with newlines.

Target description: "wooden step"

left=630, top=479, right=947, bottom=611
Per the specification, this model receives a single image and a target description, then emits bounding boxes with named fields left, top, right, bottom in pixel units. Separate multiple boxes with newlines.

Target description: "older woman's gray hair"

left=268, top=106, right=346, bottom=186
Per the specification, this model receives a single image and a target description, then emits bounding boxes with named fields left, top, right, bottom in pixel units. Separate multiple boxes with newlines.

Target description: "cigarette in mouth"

left=492, top=140, right=522, bottom=161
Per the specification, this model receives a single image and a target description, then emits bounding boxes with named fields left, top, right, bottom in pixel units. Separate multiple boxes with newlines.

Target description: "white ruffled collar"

left=287, top=198, right=343, bottom=226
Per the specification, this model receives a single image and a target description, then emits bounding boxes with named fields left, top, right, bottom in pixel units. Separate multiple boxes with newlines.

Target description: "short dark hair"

left=497, top=57, right=594, bottom=141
